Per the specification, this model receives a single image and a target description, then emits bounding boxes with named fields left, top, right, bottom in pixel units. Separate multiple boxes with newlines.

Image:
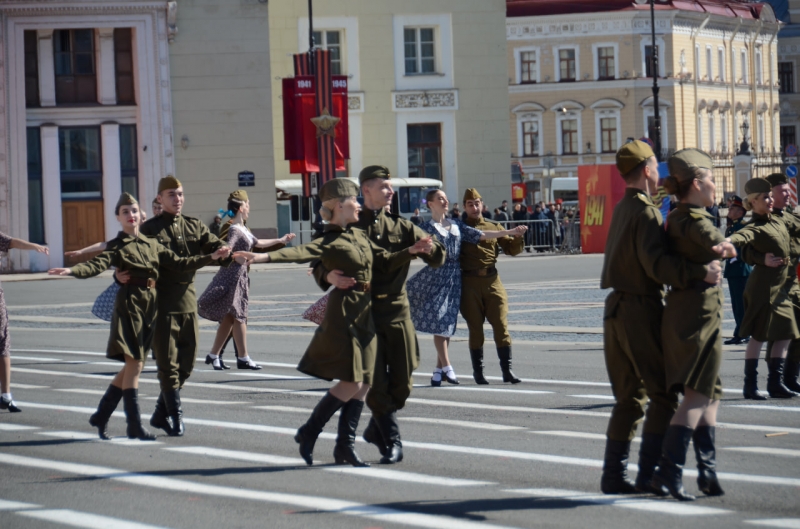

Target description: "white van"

left=549, top=177, right=578, bottom=203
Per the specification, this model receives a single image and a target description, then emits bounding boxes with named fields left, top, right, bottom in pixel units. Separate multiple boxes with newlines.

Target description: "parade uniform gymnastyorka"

left=459, top=192, right=525, bottom=384
left=724, top=215, right=752, bottom=342
left=662, top=205, right=725, bottom=400
left=70, top=231, right=214, bottom=363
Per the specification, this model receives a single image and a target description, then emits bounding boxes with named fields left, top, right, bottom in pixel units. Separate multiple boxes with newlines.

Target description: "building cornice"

left=0, top=1, right=166, bottom=16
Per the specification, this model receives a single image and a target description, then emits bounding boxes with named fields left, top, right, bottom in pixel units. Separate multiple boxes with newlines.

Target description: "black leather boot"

left=635, top=433, right=666, bottom=495
left=651, top=425, right=695, bottom=501
left=363, top=416, right=389, bottom=457
left=497, top=346, right=521, bottom=384
left=333, top=400, right=369, bottom=467
left=164, top=389, right=185, bottom=437
left=470, top=348, right=489, bottom=385
left=743, top=359, right=767, bottom=400
left=767, top=358, right=799, bottom=398
left=785, top=360, right=800, bottom=393
left=149, top=392, right=173, bottom=435
left=295, top=392, right=345, bottom=465
left=693, top=426, right=724, bottom=496
left=376, top=411, right=403, bottom=464
left=123, top=388, right=156, bottom=441
left=600, top=439, right=636, bottom=494
left=89, top=384, right=123, bottom=440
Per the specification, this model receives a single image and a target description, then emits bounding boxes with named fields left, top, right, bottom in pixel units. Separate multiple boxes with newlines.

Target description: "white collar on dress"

left=431, top=220, right=460, bottom=238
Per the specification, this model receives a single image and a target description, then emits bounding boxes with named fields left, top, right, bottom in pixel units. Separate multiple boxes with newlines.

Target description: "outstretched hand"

left=211, top=247, right=230, bottom=260
left=232, top=251, right=259, bottom=265
left=33, top=244, right=49, bottom=255
left=281, top=233, right=297, bottom=244
left=409, top=236, right=434, bottom=255
left=511, top=225, right=528, bottom=237
left=48, top=268, right=71, bottom=276
left=327, top=269, right=357, bottom=290
left=711, top=241, right=737, bottom=259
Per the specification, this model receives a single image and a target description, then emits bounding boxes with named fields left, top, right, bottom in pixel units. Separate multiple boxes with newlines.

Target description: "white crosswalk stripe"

left=0, top=498, right=172, bottom=528
left=744, top=520, right=800, bottom=528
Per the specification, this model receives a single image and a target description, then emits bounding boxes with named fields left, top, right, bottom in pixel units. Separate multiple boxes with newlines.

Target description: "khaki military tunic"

left=70, top=232, right=213, bottom=363
left=460, top=216, right=524, bottom=350
left=313, top=208, right=446, bottom=416
left=730, top=212, right=800, bottom=342
left=601, top=188, right=708, bottom=441
left=139, top=212, right=227, bottom=390
left=270, top=224, right=415, bottom=383
left=662, top=205, right=724, bottom=400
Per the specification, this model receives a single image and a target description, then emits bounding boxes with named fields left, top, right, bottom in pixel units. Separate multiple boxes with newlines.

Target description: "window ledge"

left=404, top=72, right=446, bottom=77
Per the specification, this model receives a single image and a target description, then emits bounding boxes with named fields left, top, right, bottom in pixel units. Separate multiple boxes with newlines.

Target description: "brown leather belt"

left=350, top=281, right=371, bottom=293
left=462, top=267, right=497, bottom=278
left=127, top=277, right=156, bottom=289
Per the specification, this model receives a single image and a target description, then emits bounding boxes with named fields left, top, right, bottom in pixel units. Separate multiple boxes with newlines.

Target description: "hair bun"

left=662, top=175, right=680, bottom=195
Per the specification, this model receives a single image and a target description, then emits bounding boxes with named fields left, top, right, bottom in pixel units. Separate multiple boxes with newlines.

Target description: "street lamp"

left=635, top=0, right=662, bottom=160
left=738, top=120, right=751, bottom=156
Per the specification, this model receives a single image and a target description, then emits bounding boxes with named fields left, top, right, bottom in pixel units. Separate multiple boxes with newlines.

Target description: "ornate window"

left=54, top=29, right=97, bottom=104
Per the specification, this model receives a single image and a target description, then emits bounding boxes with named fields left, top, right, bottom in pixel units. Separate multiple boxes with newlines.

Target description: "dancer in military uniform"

left=133, top=176, right=230, bottom=437
left=651, top=149, right=735, bottom=501
left=459, top=188, right=526, bottom=384
left=49, top=193, right=228, bottom=440
left=312, top=166, right=446, bottom=464
left=235, top=178, right=434, bottom=467
left=728, top=177, right=800, bottom=399
left=723, top=196, right=752, bottom=346
left=600, top=141, right=721, bottom=495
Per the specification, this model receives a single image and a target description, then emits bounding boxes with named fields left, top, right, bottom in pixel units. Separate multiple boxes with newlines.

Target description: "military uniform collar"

left=116, top=230, right=143, bottom=243
left=323, top=223, right=346, bottom=233
left=161, top=212, right=180, bottom=224
left=465, top=215, right=483, bottom=227
left=677, top=203, right=713, bottom=217
left=752, top=212, right=771, bottom=222
left=625, top=187, right=653, bottom=204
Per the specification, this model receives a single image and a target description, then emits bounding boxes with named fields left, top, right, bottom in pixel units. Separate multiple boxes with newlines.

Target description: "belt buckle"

left=375, top=293, right=388, bottom=299
left=147, top=278, right=156, bottom=289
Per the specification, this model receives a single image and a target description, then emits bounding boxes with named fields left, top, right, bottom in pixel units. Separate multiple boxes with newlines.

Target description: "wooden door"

left=62, top=200, right=105, bottom=266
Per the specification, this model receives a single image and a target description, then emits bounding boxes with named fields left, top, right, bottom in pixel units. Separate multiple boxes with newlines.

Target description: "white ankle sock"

left=208, top=354, right=219, bottom=360
left=432, top=368, right=442, bottom=381
left=240, top=355, right=256, bottom=365
left=2, top=393, right=11, bottom=400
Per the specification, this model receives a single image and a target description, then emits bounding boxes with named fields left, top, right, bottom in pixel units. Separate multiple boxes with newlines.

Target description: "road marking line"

left=0, top=499, right=41, bottom=509
left=402, top=417, right=526, bottom=431
left=568, top=394, right=615, bottom=400
left=406, top=397, right=612, bottom=418
left=729, top=405, right=800, bottom=413
left=38, top=431, right=164, bottom=446
left=0, top=453, right=521, bottom=529
left=0, top=424, right=39, bottom=431
left=9, top=383, right=48, bottom=389
left=229, top=372, right=314, bottom=380
left=143, top=396, right=246, bottom=405
left=16, top=508, right=173, bottom=529
left=716, top=422, right=800, bottom=435
left=167, top=446, right=495, bottom=487
left=527, top=430, right=641, bottom=443
left=745, top=520, right=800, bottom=528
left=437, top=386, right=553, bottom=395
left=505, top=488, right=731, bottom=516
left=724, top=447, right=800, bottom=458
left=488, top=377, right=611, bottom=387
left=253, top=405, right=315, bottom=413
left=54, top=389, right=108, bottom=396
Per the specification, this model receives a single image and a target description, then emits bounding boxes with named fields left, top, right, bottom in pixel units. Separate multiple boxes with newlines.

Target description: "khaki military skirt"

left=106, top=285, right=157, bottom=363
left=297, top=289, right=376, bottom=384
left=662, top=286, right=723, bottom=400
left=741, top=266, right=800, bottom=342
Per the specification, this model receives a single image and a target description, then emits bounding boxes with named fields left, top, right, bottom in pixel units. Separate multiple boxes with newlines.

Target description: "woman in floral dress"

left=407, top=189, right=526, bottom=386
left=198, top=191, right=294, bottom=370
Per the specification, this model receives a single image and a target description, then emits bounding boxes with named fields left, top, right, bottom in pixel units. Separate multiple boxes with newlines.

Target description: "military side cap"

left=616, top=140, right=655, bottom=175
left=730, top=195, right=744, bottom=208
left=319, top=178, right=360, bottom=202
left=228, top=190, right=248, bottom=202
left=115, top=192, right=138, bottom=212
left=667, top=148, right=713, bottom=182
left=744, top=178, right=772, bottom=195
left=358, top=165, right=391, bottom=184
left=463, top=188, right=482, bottom=202
left=765, top=173, right=789, bottom=187
left=158, top=175, right=182, bottom=193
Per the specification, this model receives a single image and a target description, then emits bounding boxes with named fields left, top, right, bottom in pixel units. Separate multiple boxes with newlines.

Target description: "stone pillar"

left=101, top=123, right=122, bottom=234
left=733, top=154, right=754, bottom=197
left=37, top=29, right=56, bottom=107
left=97, top=28, right=117, bottom=105
left=40, top=125, right=62, bottom=266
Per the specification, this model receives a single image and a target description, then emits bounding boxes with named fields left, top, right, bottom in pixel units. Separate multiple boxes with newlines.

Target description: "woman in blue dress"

left=407, top=189, right=526, bottom=386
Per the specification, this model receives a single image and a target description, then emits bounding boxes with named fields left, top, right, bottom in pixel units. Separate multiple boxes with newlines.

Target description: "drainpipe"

left=729, top=17, right=742, bottom=151
left=750, top=20, right=763, bottom=151
left=767, top=25, right=778, bottom=154
left=692, top=15, right=711, bottom=143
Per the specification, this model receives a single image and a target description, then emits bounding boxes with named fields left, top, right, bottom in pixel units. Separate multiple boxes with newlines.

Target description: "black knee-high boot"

left=376, top=411, right=403, bottom=464
left=693, top=426, right=724, bottom=496
left=163, top=389, right=185, bottom=436
left=785, top=360, right=800, bottom=393
left=651, top=425, right=695, bottom=501
left=470, top=348, right=489, bottom=385
left=743, top=359, right=767, bottom=400
left=767, top=358, right=799, bottom=398
left=635, top=433, right=666, bottom=494
left=89, top=384, right=123, bottom=440
left=497, top=346, right=521, bottom=384
left=600, top=439, right=636, bottom=494
left=150, top=392, right=173, bottom=435
left=362, top=416, right=388, bottom=457
left=295, top=391, right=345, bottom=465
left=123, top=388, right=156, bottom=441
left=333, top=400, right=369, bottom=467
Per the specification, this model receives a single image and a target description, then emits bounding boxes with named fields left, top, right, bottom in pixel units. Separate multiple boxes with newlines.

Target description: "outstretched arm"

left=10, top=238, right=49, bottom=255
left=64, top=241, right=105, bottom=258
left=479, top=225, right=527, bottom=241
left=256, top=233, right=296, bottom=248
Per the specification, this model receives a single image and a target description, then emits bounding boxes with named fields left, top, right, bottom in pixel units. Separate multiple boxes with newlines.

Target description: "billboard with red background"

left=578, top=165, right=626, bottom=254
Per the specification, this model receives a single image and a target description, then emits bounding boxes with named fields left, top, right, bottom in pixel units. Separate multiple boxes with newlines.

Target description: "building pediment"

left=512, top=102, right=545, bottom=113
left=590, top=98, right=624, bottom=110
left=550, top=100, right=585, bottom=112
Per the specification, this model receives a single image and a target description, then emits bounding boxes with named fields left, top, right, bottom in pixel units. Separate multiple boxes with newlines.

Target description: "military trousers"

left=153, top=311, right=199, bottom=391
left=603, top=292, right=678, bottom=441
left=727, top=276, right=748, bottom=340
left=766, top=280, right=800, bottom=363
left=365, top=317, right=419, bottom=417
left=460, top=274, right=512, bottom=350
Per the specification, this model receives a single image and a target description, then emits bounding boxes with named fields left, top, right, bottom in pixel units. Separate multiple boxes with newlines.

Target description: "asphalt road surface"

left=1, top=253, right=798, bottom=529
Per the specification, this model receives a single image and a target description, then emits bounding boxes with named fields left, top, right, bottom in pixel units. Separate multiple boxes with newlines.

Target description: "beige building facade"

left=773, top=0, right=800, bottom=155
left=0, top=0, right=275, bottom=272
left=268, top=0, right=511, bottom=214
left=507, top=1, right=781, bottom=201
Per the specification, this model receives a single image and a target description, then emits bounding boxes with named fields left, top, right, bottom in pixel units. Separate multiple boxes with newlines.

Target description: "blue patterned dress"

left=407, top=219, right=482, bottom=336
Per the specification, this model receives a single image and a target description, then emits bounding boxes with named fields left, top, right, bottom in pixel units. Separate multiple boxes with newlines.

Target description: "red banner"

left=578, top=164, right=626, bottom=254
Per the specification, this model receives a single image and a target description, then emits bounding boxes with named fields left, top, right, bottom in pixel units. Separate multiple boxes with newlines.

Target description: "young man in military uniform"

left=459, top=188, right=525, bottom=384
left=313, top=166, right=446, bottom=464
left=723, top=196, right=752, bottom=346
left=600, top=141, right=722, bottom=494
left=129, top=176, right=230, bottom=436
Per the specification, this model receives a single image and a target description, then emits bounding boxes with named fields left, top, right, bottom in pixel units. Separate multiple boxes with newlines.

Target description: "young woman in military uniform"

left=235, top=179, right=433, bottom=467
left=49, top=193, right=229, bottom=440
left=650, top=149, right=736, bottom=501
left=727, top=178, right=800, bottom=399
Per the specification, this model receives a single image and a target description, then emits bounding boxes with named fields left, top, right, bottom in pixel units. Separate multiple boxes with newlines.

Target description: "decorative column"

left=101, top=123, right=122, bottom=235
left=97, top=28, right=117, bottom=105
left=40, top=125, right=62, bottom=266
left=37, top=29, right=56, bottom=107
